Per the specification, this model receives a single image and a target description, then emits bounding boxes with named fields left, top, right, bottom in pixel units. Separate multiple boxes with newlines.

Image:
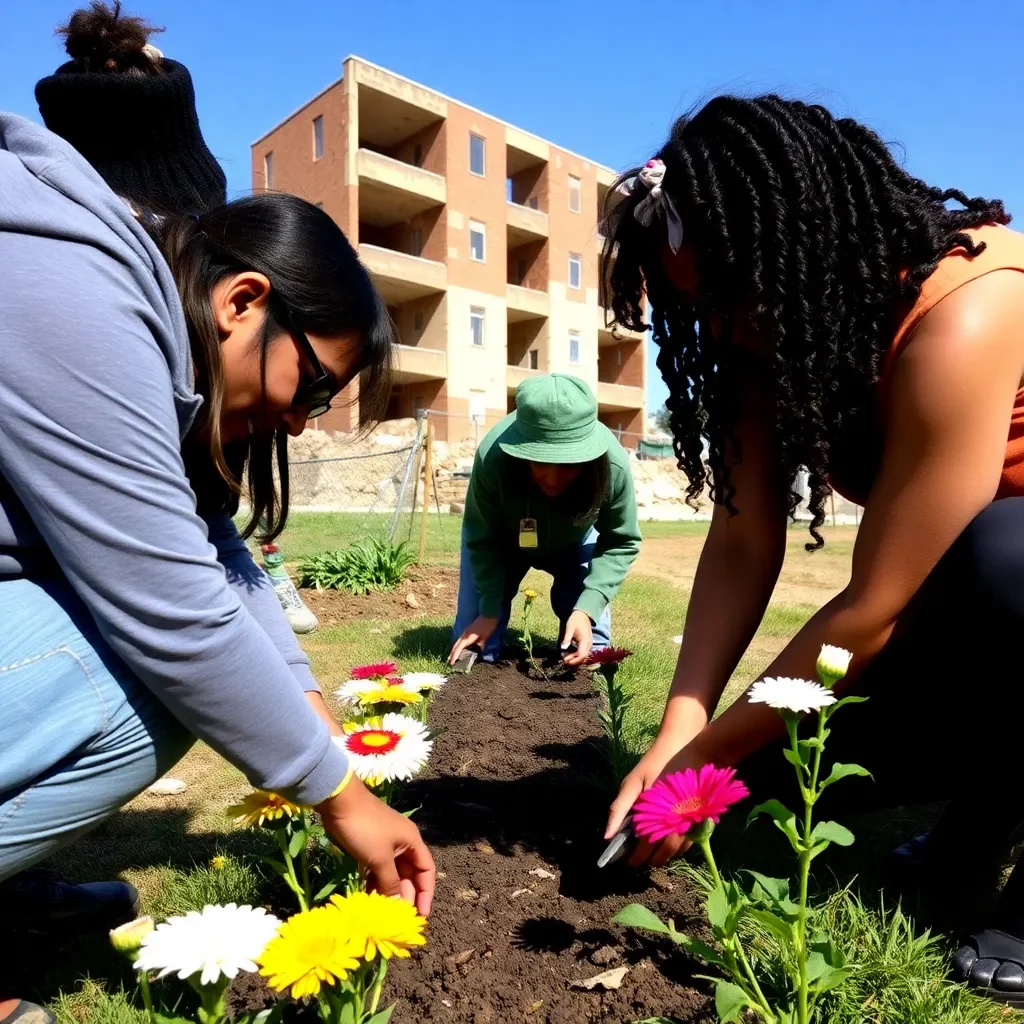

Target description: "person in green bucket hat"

left=449, top=374, right=642, bottom=667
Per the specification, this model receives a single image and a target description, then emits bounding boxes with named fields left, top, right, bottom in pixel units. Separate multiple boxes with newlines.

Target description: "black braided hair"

left=601, top=95, right=1009, bottom=548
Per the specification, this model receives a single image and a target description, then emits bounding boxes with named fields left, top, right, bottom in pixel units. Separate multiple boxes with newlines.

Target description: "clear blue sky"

left=3, top=0, right=1023, bottom=415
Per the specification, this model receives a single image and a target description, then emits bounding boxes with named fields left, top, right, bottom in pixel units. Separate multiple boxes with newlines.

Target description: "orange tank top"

left=832, top=224, right=1024, bottom=506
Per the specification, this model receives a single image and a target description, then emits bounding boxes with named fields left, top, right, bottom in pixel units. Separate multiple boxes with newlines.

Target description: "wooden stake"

left=830, top=491, right=837, bottom=529
left=418, top=419, right=434, bottom=561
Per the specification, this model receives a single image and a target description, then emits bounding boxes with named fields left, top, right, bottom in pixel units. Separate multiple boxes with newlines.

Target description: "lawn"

left=11, top=514, right=1008, bottom=1022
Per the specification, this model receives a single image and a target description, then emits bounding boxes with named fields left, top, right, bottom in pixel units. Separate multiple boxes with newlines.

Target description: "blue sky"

left=3, top=0, right=1023, bottom=414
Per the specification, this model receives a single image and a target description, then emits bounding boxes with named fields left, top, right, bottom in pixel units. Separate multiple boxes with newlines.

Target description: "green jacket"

left=463, top=414, right=642, bottom=621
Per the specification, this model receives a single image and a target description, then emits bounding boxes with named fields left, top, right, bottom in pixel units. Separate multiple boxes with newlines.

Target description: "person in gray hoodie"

left=0, top=113, right=434, bottom=982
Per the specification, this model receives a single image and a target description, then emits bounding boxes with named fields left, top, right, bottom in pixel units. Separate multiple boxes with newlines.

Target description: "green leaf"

left=748, top=799, right=800, bottom=846
left=714, top=980, right=750, bottom=1023
left=151, top=1015, right=197, bottom=1024
left=364, top=1006, right=396, bottom=1024
left=612, top=903, right=671, bottom=934
left=741, top=870, right=791, bottom=904
left=804, top=950, right=830, bottom=982
left=288, top=829, right=307, bottom=859
left=666, top=927, right=727, bottom=968
left=809, top=936, right=844, bottom=968
left=314, top=881, right=338, bottom=902
left=783, top=748, right=807, bottom=771
left=813, top=966, right=852, bottom=994
left=747, top=906, right=794, bottom=945
left=706, top=886, right=730, bottom=932
left=337, top=1000, right=358, bottom=1024
left=819, top=762, right=872, bottom=790
left=832, top=694, right=869, bottom=710
left=809, top=820, right=855, bottom=847
left=259, top=856, right=289, bottom=876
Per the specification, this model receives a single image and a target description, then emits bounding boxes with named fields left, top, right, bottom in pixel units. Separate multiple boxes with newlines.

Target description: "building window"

left=568, top=252, right=582, bottom=290
left=506, top=178, right=513, bottom=202
left=411, top=227, right=423, bottom=258
left=263, top=152, right=274, bottom=189
left=470, top=307, right=486, bottom=347
left=469, top=133, right=486, bottom=176
left=568, top=174, right=581, bottom=213
left=413, top=142, right=423, bottom=167
left=312, top=116, right=324, bottom=160
left=469, top=220, right=486, bottom=262
left=528, top=195, right=539, bottom=210
left=414, top=311, right=424, bottom=335
left=617, top=347, right=623, bottom=366
left=529, top=349, right=539, bottom=370
left=516, top=258, right=527, bottom=285
left=569, top=331, right=581, bottom=364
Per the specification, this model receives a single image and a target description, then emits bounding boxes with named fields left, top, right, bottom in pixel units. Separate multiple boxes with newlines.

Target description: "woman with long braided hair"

left=602, top=95, right=1024, bottom=1004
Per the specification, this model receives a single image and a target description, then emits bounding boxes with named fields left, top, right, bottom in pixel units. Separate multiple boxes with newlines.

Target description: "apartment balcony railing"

left=506, top=284, right=549, bottom=322
left=359, top=243, right=446, bottom=304
left=393, top=343, right=446, bottom=382
left=597, top=381, right=645, bottom=411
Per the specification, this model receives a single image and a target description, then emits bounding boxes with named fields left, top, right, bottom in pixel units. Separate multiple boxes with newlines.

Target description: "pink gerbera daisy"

left=633, top=766, right=749, bottom=842
left=349, top=662, right=399, bottom=681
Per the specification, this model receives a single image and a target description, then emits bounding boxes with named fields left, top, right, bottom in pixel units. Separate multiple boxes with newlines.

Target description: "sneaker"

left=271, top=577, right=319, bottom=634
left=0, top=1002, right=56, bottom=1024
left=0, top=869, right=139, bottom=935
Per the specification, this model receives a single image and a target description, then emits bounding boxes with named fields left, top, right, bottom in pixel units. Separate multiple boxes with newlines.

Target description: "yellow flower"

left=227, top=791, right=307, bottom=829
left=210, top=855, right=227, bottom=871
left=523, top=589, right=538, bottom=601
left=258, top=906, right=360, bottom=1000
left=328, top=891, right=427, bottom=960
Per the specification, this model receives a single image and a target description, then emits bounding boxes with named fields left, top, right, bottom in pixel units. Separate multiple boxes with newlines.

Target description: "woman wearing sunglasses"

left=0, top=113, right=435, bottom=939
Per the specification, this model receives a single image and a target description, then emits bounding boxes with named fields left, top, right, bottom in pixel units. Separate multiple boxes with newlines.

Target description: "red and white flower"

left=336, top=676, right=423, bottom=710
left=335, top=713, right=432, bottom=785
left=348, top=662, right=398, bottom=681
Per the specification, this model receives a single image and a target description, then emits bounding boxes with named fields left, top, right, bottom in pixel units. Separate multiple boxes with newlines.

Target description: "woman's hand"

left=606, top=732, right=711, bottom=868
left=448, top=615, right=499, bottom=665
left=561, top=610, right=593, bottom=666
left=318, top=777, right=436, bottom=917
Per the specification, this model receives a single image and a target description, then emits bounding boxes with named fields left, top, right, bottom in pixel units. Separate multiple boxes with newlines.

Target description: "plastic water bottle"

left=262, top=543, right=319, bottom=634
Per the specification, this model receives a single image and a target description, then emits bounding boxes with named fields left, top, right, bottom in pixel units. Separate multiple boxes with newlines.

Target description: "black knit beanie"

left=35, top=55, right=227, bottom=216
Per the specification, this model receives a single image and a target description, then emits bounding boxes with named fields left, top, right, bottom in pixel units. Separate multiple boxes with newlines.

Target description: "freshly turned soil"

left=299, top=565, right=458, bottom=625
left=384, top=659, right=713, bottom=1024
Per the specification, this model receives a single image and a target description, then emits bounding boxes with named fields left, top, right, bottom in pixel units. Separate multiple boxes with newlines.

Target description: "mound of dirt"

left=387, top=660, right=712, bottom=1023
left=299, top=566, right=458, bottom=625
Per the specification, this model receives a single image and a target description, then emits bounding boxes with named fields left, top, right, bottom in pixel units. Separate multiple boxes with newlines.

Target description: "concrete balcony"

left=506, top=284, right=549, bottom=323
left=393, top=343, right=446, bottom=383
left=359, top=243, right=447, bottom=304
left=506, top=365, right=543, bottom=393
left=357, top=149, right=446, bottom=227
left=506, top=201, right=549, bottom=247
left=597, top=381, right=645, bottom=411
left=599, top=322, right=646, bottom=345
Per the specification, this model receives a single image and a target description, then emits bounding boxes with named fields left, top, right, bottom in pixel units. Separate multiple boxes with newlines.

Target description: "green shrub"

left=298, top=538, right=417, bottom=595
left=151, top=856, right=266, bottom=918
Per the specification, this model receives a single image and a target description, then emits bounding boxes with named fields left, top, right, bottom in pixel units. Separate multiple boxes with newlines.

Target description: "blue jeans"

left=453, top=526, right=612, bottom=662
left=0, top=578, right=193, bottom=881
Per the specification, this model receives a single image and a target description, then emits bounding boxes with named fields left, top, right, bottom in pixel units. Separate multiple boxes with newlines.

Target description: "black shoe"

left=0, top=869, right=139, bottom=936
left=0, top=1002, right=56, bottom=1024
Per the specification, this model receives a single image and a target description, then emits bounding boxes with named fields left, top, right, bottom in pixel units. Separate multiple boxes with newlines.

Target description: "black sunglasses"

left=290, top=327, right=336, bottom=419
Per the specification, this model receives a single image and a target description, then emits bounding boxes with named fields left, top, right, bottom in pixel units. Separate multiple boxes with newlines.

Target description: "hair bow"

left=615, top=158, right=684, bottom=253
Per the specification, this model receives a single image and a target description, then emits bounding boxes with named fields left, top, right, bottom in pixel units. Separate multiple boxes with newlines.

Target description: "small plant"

left=614, top=645, right=869, bottom=1024
left=587, top=647, right=633, bottom=783
left=518, top=588, right=546, bottom=679
left=298, top=538, right=416, bottom=595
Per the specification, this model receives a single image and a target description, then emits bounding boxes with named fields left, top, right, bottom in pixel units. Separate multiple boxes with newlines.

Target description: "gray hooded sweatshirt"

left=0, top=113, right=348, bottom=804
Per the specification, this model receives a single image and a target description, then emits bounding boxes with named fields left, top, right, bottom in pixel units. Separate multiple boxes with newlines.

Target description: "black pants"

left=737, top=497, right=1024, bottom=927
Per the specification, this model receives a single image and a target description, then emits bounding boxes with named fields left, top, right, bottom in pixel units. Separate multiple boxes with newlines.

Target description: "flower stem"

left=138, top=971, right=155, bottom=1021
left=275, top=828, right=309, bottom=912
left=795, top=710, right=826, bottom=1024
left=697, top=836, right=776, bottom=1023
left=299, top=813, right=313, bottom=909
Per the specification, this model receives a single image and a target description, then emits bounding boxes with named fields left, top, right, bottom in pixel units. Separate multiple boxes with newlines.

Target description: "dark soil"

left=386, top=660, right=714, bottom=1024
left=300, top=565, right=458, bottom=625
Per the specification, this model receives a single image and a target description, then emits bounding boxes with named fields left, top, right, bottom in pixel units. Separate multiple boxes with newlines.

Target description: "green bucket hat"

left=498, top=374, right=609, bottom=464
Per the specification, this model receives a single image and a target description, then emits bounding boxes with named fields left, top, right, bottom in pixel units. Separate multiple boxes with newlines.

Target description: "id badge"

left=519, top=517, right=538, bottom=549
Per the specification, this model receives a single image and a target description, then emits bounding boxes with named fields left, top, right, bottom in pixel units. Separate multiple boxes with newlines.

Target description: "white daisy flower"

left=400, top=671, right=447, bottom=692
left=336, top=677, right=423, bottom=709
left=748, top=677, right=837, bottom=715
left=335, top=712, right=433, bottom=785
left=816, top=644, right=853, bottom=684
left=134, top=904, right=281, bottom=987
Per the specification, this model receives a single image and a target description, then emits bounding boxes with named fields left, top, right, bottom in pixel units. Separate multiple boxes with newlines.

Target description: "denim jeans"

left=0, top=578, right=193, bottom=881
left=452, top=526, right=612, bottom=661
